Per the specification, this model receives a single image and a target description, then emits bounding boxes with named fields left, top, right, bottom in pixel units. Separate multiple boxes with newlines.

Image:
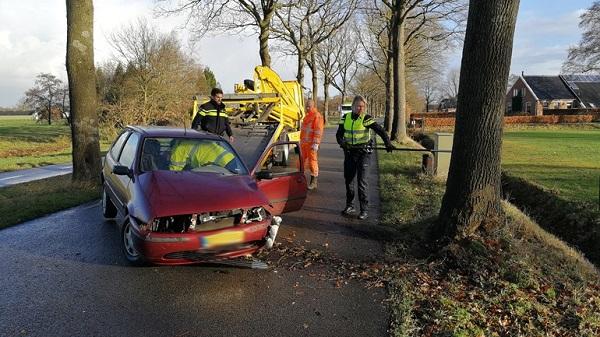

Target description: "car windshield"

left=140, top=137, right=248, bottom=175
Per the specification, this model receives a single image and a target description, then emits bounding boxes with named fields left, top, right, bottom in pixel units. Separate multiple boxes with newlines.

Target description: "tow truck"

left=192, top=66, right=305, bottom=169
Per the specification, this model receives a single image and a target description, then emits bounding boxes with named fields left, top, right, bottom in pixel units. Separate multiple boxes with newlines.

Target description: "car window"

left=142, top=137, right=248, bottom=175
left=257, top=143, right=301, bottom=175
left=118, top=132, right=140, bottom=168
left=109, top=130, right=130, bottom=160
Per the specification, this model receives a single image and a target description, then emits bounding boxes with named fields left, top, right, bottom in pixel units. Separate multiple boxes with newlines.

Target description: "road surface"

left=0, top=129, right=390, bottom=337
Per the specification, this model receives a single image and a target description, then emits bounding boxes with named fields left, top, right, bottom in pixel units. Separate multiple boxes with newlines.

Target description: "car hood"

left=138, top=171, right=269, bottom=217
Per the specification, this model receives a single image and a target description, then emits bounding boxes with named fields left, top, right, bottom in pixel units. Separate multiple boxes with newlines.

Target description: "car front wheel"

left=102, top=186, right=118, bottom=218
left=122, top=219, right=145, bottom=266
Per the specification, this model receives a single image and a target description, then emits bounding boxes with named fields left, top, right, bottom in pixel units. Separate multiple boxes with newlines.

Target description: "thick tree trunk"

left=391, top=9, right=407, bottom=141
left=437, top=0, right=520, bottom=239
left=66, top=0, right=101, bottom=184
left=259, top=22, right=271, bottom=67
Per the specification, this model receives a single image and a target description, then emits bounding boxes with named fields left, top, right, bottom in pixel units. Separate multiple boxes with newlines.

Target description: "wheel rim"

left=123, top=223, right=139, bottom=258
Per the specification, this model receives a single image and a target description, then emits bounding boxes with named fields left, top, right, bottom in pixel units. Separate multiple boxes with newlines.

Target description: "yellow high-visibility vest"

left=340, top=113, right=374, bottom=145
left=169, top=140, right=235, bottom=171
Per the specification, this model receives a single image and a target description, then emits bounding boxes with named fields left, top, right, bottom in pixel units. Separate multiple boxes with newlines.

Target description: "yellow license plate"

left=201, top=231, right=244, bottom=249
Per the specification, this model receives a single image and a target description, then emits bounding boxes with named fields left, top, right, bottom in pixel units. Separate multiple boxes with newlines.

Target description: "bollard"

left=422, top=154, right=434, bottom=175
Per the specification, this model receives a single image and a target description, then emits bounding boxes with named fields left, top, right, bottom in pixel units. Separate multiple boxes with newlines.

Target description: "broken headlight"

left=241, top=207, right=267, bottom=224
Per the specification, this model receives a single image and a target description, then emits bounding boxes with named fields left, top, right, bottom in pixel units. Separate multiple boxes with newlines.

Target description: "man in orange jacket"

left=300, top=100, right=324, bottom=190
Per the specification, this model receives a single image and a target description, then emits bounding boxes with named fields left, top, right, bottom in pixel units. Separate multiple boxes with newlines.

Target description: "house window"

left=525, top=102, right=531, bottom=113
left=542, top=101, right=549, bottom=108
left=521, top=88, right=526, bottom=97
left=513, top=89, right=518, bottom=97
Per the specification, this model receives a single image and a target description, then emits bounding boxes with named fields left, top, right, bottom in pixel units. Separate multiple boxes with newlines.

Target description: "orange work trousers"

left=301, top=143, right=319, bottom=177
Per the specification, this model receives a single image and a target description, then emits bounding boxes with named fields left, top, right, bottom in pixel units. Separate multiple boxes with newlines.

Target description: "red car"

left=101, top=126, right=307, bottom=265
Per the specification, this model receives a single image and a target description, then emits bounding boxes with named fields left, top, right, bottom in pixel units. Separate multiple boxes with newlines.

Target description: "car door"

left=253, top=141, right=307, bottom=215
left=103, top=130, right=131, bottom=209
left=111, top=132, right=141, bottom=212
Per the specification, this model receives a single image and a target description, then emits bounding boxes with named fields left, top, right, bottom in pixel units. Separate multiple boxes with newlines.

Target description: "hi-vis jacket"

left=300, top=107, right=324, bottom=146
left=169, top=140, right=235, bottom=171
left=336, top=113, right=391, bottom=149
left=191, top=100, right=233, bottom=137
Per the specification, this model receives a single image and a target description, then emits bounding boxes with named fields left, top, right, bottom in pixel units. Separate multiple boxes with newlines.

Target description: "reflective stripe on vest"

left=342, top=113, right=371, bottom=145
left=201, top=109, right=229, bottom=118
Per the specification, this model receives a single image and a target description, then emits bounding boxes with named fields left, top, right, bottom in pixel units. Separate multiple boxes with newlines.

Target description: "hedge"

left=416, top=113, right=600, bottom=127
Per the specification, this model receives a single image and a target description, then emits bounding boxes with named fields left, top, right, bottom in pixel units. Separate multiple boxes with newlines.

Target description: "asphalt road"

left=0, top=129, right=390, bottom=337
left=0, top=164, right=72, bottom=187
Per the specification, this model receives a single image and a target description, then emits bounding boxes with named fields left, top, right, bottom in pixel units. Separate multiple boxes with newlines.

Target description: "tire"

left=122, top=219, right=146, bottom=266
left=102, top=186, right=118, bottom=218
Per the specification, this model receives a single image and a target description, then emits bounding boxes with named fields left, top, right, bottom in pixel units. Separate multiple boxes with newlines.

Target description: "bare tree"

left=100, top=20, right=206, bottom=129
left=315, top=27, right=349, bottom=124
left=442, top=67, right=460, bottom=100
left=331, top=26, right=359, bottom=109
left=417, top=75, right=440, bottom=112
left=562, top=2, right=600, bottom=74
left=157, top=0, right=281, bottom=67
left=24, top=73, right=63, bottom=125
left=273, top=0, right=357, bottom=97
left=380, top=0, right=466, bottom=141
left=437, top=0, right=520, bottom=239
left=66, top=0, right=102, bottom=183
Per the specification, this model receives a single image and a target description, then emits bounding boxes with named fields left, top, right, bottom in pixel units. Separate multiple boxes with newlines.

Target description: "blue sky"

left=0, top=0, right=595, bottom=107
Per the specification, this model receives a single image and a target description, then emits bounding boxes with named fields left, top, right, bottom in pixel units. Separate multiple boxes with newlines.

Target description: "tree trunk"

left=259, top=21, right=271, bottom=67
left=323, top=79, right=329, bottom=125
left=437, top=0, right=520, bottom=239
left=66, top=0, right=101, bottom=184
left=310, top=51, right=318, bottom=100
left=296, top=53, right=305, bottom=87
left=391, top=13, right=407, bottom=142
left=384, top=53, right=392, bottom=134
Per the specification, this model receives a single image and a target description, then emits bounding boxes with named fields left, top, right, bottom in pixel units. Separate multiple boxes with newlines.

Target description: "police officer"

left=336, top=95, right=394, bottom=220
left=192, top=88, right=234, bottom=142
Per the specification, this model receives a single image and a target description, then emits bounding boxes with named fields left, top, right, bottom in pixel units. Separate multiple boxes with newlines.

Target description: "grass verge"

left=0, top=174, right=100, bottom=229
left=378, top=143, right=600, bottom=337
left=0, top=116, right=111, bottom=172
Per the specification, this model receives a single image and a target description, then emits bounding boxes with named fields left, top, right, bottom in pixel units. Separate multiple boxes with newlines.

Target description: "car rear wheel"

left=102, top=186, right=118, bottom=218
left=122, top=219, right=145, bottom=266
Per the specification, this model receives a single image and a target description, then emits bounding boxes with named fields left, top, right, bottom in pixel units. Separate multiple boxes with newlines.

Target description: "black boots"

left=308, top=175, right=318, bottom=190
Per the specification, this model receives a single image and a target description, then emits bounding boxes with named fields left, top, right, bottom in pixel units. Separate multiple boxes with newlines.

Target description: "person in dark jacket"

left=336, top=95, right=394, bottom=220
left=191, top=88, right=234, bottom=142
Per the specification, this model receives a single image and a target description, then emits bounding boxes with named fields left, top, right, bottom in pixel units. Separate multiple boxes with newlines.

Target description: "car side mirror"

left=255, top=170, right=273, bottom=180
left=113, top=165, right=132, bottom=177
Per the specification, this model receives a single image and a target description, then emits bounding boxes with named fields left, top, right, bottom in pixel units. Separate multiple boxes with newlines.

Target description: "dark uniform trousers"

left=343, top=148, right=370, bottom=211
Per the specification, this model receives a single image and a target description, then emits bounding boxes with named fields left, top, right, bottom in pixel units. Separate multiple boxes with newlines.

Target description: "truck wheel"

left=102, top=186, right=118, bottom=218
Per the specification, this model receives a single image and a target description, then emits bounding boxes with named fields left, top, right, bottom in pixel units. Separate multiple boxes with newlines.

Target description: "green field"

left=0, top=116, right=110, bottom=172
left=502, top=124, right=600, bottom=206
left=0, top=116, right=72, bottom=172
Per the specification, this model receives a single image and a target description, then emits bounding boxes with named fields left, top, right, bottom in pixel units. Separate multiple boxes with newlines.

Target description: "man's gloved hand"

left=385, top=143, right=395, bottom=153
left=311, top=143, right=319, bottom=151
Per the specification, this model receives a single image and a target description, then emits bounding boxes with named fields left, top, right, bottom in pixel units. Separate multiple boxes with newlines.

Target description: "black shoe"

left=341, top=206, right=356, bottom=216
left=358, top=211, right=368, bottom=220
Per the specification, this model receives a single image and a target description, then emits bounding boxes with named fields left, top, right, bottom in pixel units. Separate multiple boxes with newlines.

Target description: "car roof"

left=127, top=125, right=223, bottom=140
